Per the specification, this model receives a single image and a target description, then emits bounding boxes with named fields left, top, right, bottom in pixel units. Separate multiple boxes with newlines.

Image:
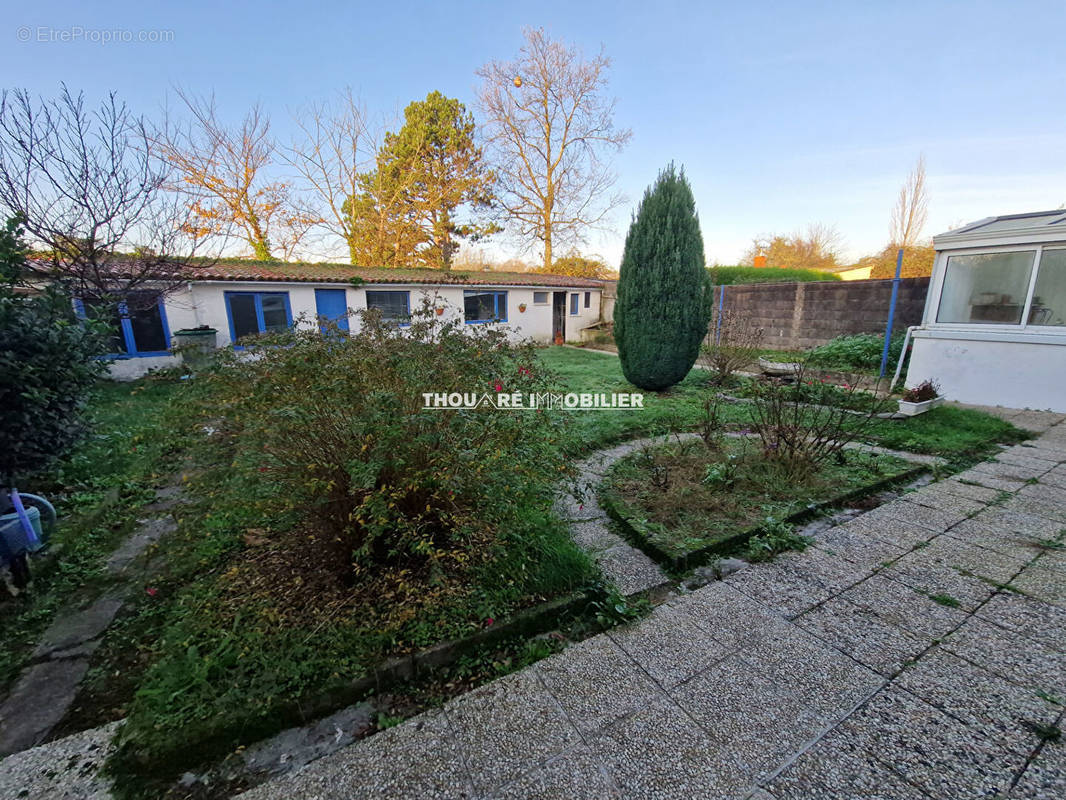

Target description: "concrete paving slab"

left=587, top=695, right=744, bottom=800
left=842, top=514, right=941, bottom=550
left=794, top=597, right=930, bottom=676
left=838, top=573, right=967, bottom=639
left=0, top=658, right=90, bottom=757
left=824, top=687, right=1021, bottom=800
left=765, top=735, right=932, bottom=800
left=1010, top=562, right=1066, bottom=607
left=535, top=635, right=662, bottom=734
left=1009, top=737, right=1066, bottom=799
left=976, top=591, right=1066, bottom=654
left=593, top=544, right=668, bottom=597
left=446, top=670, right=582, bottom=795
left=811, top=523, right=909, bottom=569
left=237, top=710, right=472, bottom=800
left=485, top=745, right=621, bottom=800
left=607, top=605, right=729, bottom=688
left=894, top=648, right=1059, bottom=756
left=0, top=721, right=118, bottom=800
left=670, top=654, right=823, bottom=785
left=942, top=616, right=1066, bottom=699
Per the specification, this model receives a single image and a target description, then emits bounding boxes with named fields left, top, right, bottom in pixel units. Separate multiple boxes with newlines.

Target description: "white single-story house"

left=71, top=261, right=604, bottom=380
left=905, top=210, right=1066, bottom=412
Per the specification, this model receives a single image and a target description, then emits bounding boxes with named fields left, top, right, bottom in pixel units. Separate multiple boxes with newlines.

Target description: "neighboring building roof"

left=26, top=257, right=606, bottom=289
left=934, top=210, right=1066, bottom=247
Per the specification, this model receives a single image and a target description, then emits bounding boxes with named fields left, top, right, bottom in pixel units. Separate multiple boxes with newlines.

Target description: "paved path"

left=238, top=426, right=1066, bottom=800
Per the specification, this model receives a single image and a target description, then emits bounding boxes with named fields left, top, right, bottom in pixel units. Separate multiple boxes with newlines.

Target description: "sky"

left=3, top=0, right=1065, bottom=267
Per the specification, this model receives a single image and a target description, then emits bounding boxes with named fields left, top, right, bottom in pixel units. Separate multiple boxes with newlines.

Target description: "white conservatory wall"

left=907, top=332, right=1066, bottom=412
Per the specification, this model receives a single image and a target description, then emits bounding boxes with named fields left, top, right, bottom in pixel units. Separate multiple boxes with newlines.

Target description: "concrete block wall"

left=711, top=278, right=930, bottom=350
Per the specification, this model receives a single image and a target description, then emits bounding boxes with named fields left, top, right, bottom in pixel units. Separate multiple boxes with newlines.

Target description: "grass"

left=0, top=379, right=183, bottom=693
left=599, top=437, right=913, bottom=560
left=537, top=348, right=1028, bottom=465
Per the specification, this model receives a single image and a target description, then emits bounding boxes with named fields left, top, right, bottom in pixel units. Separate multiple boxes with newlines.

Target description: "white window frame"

left=926, top=243, right=1066, bottom=337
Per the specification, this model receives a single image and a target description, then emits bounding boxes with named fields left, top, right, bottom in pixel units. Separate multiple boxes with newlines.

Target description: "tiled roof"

left=26, top=257, right=606, bottom=288
left=187, top=261, right=606, bottom=288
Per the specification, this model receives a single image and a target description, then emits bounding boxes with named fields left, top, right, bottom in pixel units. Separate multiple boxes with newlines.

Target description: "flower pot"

left=898, top=395, right=945, bottom=416
left=435, top=307, right=444, bottom=316
left=518, top=303, right=527, bottom=313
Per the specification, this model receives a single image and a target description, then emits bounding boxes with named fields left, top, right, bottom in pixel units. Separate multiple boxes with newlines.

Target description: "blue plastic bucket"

left=0, top=506, right=44, bottom=556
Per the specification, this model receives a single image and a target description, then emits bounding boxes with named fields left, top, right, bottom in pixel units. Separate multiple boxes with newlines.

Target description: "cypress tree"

left=615, top=164, right=711, bottom=390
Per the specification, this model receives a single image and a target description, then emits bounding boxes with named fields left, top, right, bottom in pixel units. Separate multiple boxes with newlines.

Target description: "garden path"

left=4, top=422, right=1066, bottom=799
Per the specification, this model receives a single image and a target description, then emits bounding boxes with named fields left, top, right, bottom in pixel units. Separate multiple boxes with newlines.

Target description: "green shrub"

left=708, top=266, right=841, bottom=285
left=807, top=333, right=906, bottom=373
left=177, top=304, right=570, bottom=573
left=615, top=163, right=712, bottom=391
left=0, top=217, right=106, bottom=485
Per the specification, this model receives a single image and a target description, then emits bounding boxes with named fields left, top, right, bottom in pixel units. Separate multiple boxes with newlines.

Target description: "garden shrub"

left=699, top=308, right=764, bottom=383
left=179, top=304, right=571, bottom=574
left=749, top=361, right=891, bottom=477
left=0, top=217, right=106, bottom=486
left=807, top=333, right=906, bottom=373
left=615, top=163, right=712, bottom=391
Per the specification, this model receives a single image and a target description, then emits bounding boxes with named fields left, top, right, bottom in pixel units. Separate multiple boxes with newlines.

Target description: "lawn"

left=599, top=436, right=914, bottom=562
left=536, top=347, right=1027, bottom=465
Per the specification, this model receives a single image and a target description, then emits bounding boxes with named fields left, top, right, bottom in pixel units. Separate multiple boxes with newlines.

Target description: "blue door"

left=315, top=289, right=349, bottom=334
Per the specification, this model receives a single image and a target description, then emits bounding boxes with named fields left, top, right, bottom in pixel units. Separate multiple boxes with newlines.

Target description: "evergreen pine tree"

left=615, top=164, right=711, bottom=390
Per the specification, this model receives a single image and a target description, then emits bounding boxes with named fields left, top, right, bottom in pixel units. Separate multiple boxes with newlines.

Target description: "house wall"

left=107, top=280, right=601, bottom=379
left=907, top=330, right=1066, bottom=412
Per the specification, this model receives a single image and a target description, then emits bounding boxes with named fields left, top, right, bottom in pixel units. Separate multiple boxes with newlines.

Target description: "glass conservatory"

left=906, top=210, right=1066, bottom=412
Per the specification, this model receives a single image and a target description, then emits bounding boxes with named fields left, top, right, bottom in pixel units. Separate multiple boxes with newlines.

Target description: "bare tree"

left=0, top=85, right=204, bottom=304
left=285, top=89, right=372, bottom=263
left=477, top=28, right=631, bottom=270
left=159, top=90, right=314, bottom=261
left=890, top=155, right=928, bottom=248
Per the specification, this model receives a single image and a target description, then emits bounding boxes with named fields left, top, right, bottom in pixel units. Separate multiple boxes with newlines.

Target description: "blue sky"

left=4, top=0, right=1065, bottom=266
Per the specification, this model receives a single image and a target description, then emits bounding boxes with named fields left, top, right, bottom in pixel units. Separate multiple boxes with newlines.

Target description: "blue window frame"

left=569, top=293, right=580, bottom=315
left=464, top=290, right=507, bottom=323
left=365, top=290, right=411, bottom=324
left=224, top=291, right=293, bottom=345
left=74, top=293, right=171, bottom=358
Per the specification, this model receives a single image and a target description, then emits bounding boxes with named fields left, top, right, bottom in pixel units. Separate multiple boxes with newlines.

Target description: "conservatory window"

left=936, top=251, right=1035, bottom=325
left=1030, top=248, right=1066, bottom=326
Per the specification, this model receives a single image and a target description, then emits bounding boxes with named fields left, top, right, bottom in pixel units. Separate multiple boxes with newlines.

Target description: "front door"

left=314, top=289, right=349, bottom=334
left=552, top=292, right=567, bottom=343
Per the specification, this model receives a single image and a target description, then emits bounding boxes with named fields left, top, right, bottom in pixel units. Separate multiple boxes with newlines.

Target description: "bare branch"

left=0, top=85, right=207, bottom=301
left=890, top=154, right=928, bottom=248
left=477, top=28, right=631, bottom=270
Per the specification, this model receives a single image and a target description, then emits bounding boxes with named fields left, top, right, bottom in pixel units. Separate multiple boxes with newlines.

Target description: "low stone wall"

left=711, top=278, right=930, bottom=351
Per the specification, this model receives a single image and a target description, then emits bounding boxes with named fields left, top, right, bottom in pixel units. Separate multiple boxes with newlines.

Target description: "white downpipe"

left=891, top=325, right=917, bottom=391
